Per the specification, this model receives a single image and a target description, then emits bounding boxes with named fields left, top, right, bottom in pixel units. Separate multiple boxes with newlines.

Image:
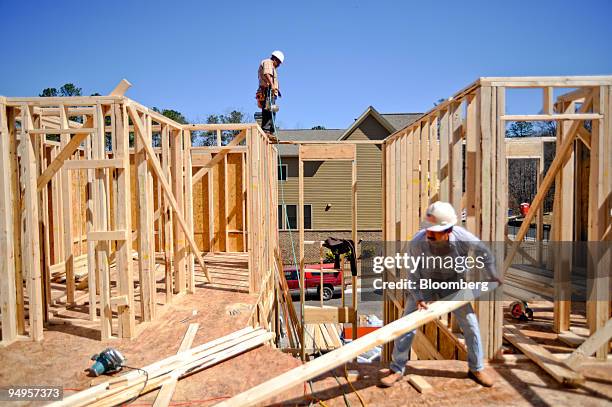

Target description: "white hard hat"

left=424, top=201, right=457, bottom=232
left=271, top=50, right=285, bottom=64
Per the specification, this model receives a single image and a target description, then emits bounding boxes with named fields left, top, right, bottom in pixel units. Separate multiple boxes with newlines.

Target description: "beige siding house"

left=276, top=107, right=421, bottom=262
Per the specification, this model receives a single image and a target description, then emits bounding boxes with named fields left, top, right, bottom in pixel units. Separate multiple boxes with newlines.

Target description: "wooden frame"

left=0, top=91, right=279, bottom=342
left=382, top=76, right=611, bottom=364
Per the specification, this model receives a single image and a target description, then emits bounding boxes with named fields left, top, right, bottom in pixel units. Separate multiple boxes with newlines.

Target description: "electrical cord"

left=119, top=365, right=149, bottom=406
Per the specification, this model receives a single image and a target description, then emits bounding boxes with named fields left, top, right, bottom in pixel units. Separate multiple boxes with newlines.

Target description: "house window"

left=277, top=205, right=283, bottom=229
left=278, top=164, right=288, bottom=181
left=286, top=205, right=297, bottom=230
left=278, top=204, right=312, bottom=230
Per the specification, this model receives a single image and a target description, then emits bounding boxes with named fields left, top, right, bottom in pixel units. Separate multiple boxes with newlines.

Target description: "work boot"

left=379, top=368, right=403, bottom=388
left=468, top=369, right=494, bottom=387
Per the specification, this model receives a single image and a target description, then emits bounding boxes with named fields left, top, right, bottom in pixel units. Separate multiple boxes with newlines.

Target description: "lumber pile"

left=303, top=323, right=342, bottom=353
left=49, top=327, right=273, bottom=407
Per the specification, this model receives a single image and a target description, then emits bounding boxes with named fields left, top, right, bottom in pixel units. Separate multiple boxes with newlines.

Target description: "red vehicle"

left=283, top=263, right=344, bottom=301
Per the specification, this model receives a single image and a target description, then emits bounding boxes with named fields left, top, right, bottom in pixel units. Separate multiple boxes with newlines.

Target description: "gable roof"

left=275, top=107, right=423, bottom=156
left=381, top=113, right=423, bottom=131
left=338, top=106, right=395, bottom=141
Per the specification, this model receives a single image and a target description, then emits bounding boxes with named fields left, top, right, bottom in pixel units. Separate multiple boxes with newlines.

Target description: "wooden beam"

left=21, top=105, right=43, bottom=341
left=126, top=105, right=212, bottom=283
left=171, top=127, right=186, bottom=293
left=37, top=130, right=91, bottom=191
left=134, top=109, right=156, bottom=321
left=565, top=318, right=612, bottom=369
left=217, top=299, right=470, bottom=407
left=153, top=323, right=199, bottom=407
left=87, top=230, right=128, bottom=241
left=113, top=103, right=136, bottom=338
left=501, top=113, right=601, bottom=121
left=108, top=79, right=132, bottom=97
left=504, top=325, right=584, bottom=386
left=191, top=130, right=247, bottom=184
left=303, top=306, right=355, bottom=324
left=0, top=100, right=18, bottom=343
left=299, top=143, right=356, bottom=161
left=63, top=159, right=123, bottom=170
left=93, top=104, right=112, bottom=339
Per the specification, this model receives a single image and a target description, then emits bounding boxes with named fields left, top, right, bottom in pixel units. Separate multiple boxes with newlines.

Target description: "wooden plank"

left=126, top=105, right=211, bottom=283
left=110, top=295, right=129, bottom=308
left=161, top=124, right=173, bottom=302
left=298, top=152, right=305, bottom=360
left=134, top=109, right=155, bottom=322
left=113, top=103, right=136, bottom=337
left=21, top=105, right=44, bottom=340
left=565, top=318, right=612, bottom=369
left=58, top=106, right=75, bottom=305
left=299, top=143, right=356, bottom=161
left=217, top=299, right=470, bottom=407
left=63, top=159, right=123, bottom=170
left=109, top=79, right=132, bottom=97
left=504, top=325, right=584, bottom=386
left=0, top=100, right=18, bottom=343
left=87, top=230, right=128, bottom=241
left=153, top=323, right=199, bottom=407
left=407, top=374, right=432, bottom=393
left=8, top=107, right=24, bottom=334
left=587, top=86, right=611, bottom=359
left=171, top=127, right=186, bottom=294
left=183, top=130, right=195, bottom=292
left=93, top=104, right=112, bottom=339
left=500, top=113, right=601, bottom=121
left=303, top=306, right=355, bottom=324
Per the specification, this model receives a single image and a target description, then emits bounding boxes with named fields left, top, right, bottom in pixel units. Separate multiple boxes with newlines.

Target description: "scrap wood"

left=407, top=374, right=432, bottom=393
left=216, top=298, right=471, bottom=407
left=153, top=323, right=199, bottom=407
left=49, top=327, right=272, bottom=407
left=503, top=325, right=584, bottom=386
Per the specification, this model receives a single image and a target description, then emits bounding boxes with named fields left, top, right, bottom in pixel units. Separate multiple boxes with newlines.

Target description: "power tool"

left=88, top=347, right=126, bottom=377
left=509, top=301, right=534, bottom=322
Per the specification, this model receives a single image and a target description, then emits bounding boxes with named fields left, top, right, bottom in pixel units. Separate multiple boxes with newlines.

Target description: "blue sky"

left=1, top=0, right=611, bottom=129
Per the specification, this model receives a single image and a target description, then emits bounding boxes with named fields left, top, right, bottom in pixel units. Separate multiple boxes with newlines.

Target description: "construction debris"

left=49, top=327, right=273, bottom=407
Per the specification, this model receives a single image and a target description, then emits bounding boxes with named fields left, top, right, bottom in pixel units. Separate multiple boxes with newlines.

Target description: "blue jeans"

left=390, top=292, right=484, bottom=373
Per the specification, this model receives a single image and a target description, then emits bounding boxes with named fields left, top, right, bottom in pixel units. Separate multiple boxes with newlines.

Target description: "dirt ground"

left=0, top=284, right=303, bottom=406
left=0, top=283, right=610, bottom=406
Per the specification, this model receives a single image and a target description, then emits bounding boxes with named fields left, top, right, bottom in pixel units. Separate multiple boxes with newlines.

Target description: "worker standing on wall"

left=257, top=50, right=284, bottom=137
left=379, top=201, right=497, bottom=388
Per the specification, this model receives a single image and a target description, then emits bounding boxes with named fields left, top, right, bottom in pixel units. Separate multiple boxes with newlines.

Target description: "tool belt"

left=255, top=86, right=268, bottom=109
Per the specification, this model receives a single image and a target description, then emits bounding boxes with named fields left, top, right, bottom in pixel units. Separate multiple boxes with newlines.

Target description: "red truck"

left=283, top=263, right=344, bottom=301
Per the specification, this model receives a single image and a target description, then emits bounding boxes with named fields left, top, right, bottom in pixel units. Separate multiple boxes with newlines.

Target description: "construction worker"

left=257, top=50, right=284, bottom=136
left=379, top=201, right=496, bottom=388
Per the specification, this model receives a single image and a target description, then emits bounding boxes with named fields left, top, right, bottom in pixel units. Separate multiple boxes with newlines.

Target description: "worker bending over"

left=380, top=201, right=497, bottom=388
left=257, top=50, right=284, bottom=137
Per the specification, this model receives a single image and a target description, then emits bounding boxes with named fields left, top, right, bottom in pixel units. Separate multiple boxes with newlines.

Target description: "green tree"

left=152, top=107, right=188, bottom=124
left=193, top=110, right=248, bottom=146
left=59, top=83, right=82, bottom=96
left=40, top=88, right=58, bottom=97
left=311, top=125, right=326, bottom=130
left=506, top=121, right=534, bottom=138
left=40, top=83, right=83, bottom=97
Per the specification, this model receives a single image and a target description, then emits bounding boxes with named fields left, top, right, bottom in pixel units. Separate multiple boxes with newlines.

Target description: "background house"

left=275, top=107, right=421, bottom=263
